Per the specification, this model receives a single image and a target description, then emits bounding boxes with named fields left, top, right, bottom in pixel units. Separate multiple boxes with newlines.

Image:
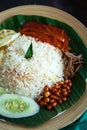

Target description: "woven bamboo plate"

left=0, top=5, right=87, bottom=130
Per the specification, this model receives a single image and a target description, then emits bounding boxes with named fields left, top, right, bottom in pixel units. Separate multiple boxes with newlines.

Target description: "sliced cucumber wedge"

left=0, top=94, right=40, bottom=118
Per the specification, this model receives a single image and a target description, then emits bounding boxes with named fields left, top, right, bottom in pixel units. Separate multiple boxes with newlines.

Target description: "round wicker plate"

left=0, top=5, right=87, bottom=130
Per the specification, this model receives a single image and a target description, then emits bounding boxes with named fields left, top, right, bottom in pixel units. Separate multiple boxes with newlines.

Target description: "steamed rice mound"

left=0, top=35, right=64, bottom=99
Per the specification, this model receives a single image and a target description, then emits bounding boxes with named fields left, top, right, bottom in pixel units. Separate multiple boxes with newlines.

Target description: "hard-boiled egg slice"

left=0, top=29, right=20, bottom=48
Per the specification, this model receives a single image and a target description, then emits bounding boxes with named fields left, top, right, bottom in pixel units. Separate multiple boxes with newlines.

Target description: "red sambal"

left=19, top=21, right=70, bottom=51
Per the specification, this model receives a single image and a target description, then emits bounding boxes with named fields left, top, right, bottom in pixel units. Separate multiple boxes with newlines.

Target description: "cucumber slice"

left=0, top=94, right=40, bottom=118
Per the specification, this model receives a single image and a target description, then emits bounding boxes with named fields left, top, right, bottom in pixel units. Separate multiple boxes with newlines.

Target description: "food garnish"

left=0, top=94, right=40, bottom=118
left=0, top=29, right=20, bottom=48
left=25, top=42, right=33, bottom=59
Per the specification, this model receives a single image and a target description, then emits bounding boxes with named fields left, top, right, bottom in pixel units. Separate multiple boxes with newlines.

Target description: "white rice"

left=0, top=34, right=64, bottom=99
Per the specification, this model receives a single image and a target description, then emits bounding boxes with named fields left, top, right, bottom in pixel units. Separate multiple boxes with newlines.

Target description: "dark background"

left=0, top=0, right=87, bottom=27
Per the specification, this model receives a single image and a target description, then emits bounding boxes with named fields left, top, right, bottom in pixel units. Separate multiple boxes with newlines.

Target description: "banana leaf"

left=0, top=15, right=87, bottom=127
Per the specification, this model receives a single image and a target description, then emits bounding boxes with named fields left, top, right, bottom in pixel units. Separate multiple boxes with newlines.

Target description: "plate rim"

left=0, top=5, right=87, bottom=130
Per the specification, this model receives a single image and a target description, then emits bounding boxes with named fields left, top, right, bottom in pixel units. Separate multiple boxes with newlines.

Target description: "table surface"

left=0, top=0, right=87, bottom=27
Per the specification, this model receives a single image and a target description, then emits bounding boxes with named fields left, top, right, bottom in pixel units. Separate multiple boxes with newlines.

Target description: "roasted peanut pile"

left=37, top=79, right=72, bottom=110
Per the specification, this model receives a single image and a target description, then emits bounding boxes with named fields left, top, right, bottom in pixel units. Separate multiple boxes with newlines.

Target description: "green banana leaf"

left=0, top=15, right=87, bottom=127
